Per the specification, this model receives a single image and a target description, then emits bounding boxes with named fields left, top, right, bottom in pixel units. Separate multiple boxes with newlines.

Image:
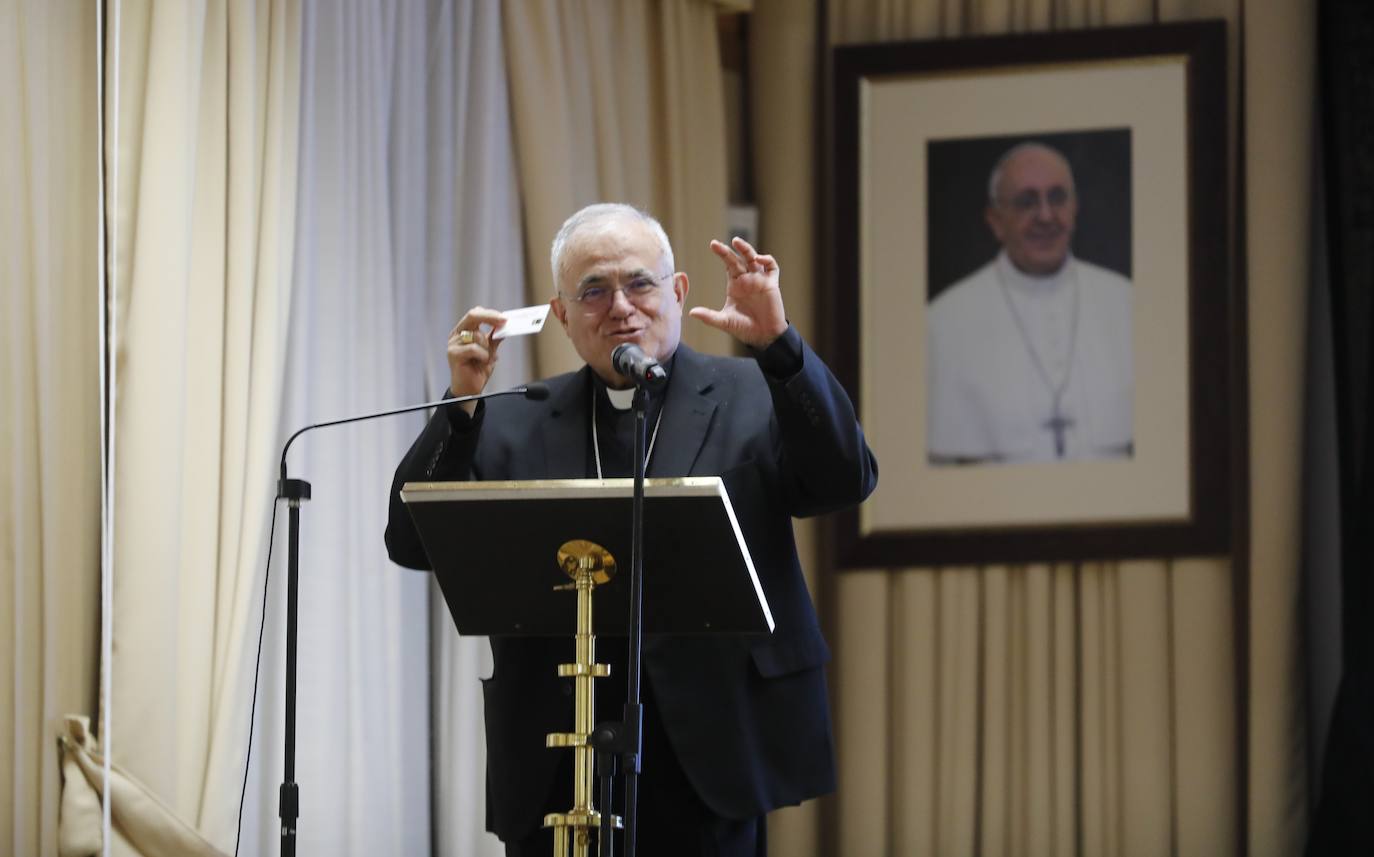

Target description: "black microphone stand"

left=273, top=384, right=544, bottom=856
left=591, top=383, right=651, bottom=857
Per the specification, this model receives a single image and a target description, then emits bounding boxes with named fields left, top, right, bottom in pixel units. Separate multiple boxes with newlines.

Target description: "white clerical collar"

left=605, top=386, right=637, bottom=410
left=596, top=350, right=676, bottom=410
left=996, top=251, right=1075, bottom=295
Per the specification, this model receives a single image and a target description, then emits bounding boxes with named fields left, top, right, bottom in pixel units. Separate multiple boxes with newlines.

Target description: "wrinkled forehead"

left=561, top=218, right=668, bottom=284
left=1000, top=148, right=1076, bottom=194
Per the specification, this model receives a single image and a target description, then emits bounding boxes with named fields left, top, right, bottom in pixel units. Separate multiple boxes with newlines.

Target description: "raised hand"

left=447, top=306, right=506, bottom=414
left=690, top=237, right=789, bottom=349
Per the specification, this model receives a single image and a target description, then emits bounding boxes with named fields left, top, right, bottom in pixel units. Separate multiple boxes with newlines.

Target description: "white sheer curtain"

left=247, top=2, right=526, bottom=854
left=100, top=0, right=526, bottom=853
left=411, top=2, right=529, bottom=855
left=245, top=2, right=431, bottom=852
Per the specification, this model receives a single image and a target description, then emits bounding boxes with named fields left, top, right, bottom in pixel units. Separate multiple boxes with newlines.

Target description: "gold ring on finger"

left=457, top=330, right=476, bottom=346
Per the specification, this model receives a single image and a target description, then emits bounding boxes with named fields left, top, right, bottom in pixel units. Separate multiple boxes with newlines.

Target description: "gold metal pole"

left=545, top=541, right=622, bottom=857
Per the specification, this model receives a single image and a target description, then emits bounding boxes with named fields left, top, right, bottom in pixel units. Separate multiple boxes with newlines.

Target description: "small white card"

left=491, top=304, right=551, bottom=340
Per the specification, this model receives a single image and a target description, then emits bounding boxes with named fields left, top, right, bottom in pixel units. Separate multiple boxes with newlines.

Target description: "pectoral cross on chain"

left=1044, top=404, right=1075, bottom=459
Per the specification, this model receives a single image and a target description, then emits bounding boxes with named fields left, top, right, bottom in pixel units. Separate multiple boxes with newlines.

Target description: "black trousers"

left=504, top=671, right=767, bottom=857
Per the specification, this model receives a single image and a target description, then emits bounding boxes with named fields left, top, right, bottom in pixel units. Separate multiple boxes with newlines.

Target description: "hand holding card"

left=491, top=304, right=551, bottom=340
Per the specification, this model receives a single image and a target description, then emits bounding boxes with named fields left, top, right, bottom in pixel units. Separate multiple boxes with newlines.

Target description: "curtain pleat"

left=1241, top=0, right=1315, bottom=851
left=250, top=2, right=437, bottom=851
left=0, top=3, right=101, bottom=855
left=104, top=0, right=301, bottom=850
left=57, top=1, right=528, bottom=852
left=744, top=4, right=831, bottom=848
left=418, top=1, right=529, bottom=854
left=502, top=0, right=732, bottom=380
left=1307, top=3, right=1374, bottom=851
left=1171, top=557, right=1238, bottom=855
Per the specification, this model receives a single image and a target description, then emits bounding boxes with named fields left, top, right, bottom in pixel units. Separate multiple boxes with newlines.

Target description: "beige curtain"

left=0, top=3, right=102, bottom=856
left=59, top=717, right=226, bottom=857
left=502, top=0, right=733, bottom=378
left=751, top=0, right=1313, bottom=854
left=104, top=0, right=301, bottom=850
left=740, top=8, right=829, bottom=850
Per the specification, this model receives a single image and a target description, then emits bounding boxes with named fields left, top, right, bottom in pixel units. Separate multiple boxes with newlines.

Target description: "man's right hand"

left=448, top=307, right=507, bottom=415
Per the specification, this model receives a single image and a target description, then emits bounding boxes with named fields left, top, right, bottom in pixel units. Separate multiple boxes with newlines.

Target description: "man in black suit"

left=386, top=203, right=877, bottom=856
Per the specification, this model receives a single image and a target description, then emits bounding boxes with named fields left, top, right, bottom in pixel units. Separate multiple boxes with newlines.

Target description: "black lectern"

left=399, top=476, right=774, bottom=637
left=400, top=476, right=772, bottom=857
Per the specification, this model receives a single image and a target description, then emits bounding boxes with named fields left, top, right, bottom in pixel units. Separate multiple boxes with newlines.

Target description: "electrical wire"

left=234, top=497, right=280, bottom=857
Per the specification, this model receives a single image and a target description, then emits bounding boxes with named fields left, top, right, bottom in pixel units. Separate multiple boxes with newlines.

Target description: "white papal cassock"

left=926, top=251, right=1133, bottom=464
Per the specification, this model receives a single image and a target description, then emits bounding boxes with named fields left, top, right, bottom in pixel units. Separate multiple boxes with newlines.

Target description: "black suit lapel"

left=650, top=346, right=718, bottom=477
left=539, top=368, right=592, bottom=479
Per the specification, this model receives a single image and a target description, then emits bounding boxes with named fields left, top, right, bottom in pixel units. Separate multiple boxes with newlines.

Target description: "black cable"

left=226, top=384, right=545, bottom=854
left=234, top=497, right=281, bottom=857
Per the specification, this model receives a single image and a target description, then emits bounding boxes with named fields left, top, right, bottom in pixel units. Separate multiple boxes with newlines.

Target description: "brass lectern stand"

left=543, top=538, right=619, bottom=854
left=400, top=477, right=773, bottom=856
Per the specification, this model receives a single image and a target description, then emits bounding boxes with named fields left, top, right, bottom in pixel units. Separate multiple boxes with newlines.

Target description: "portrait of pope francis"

left=926, top=139, right=1133, bottom=466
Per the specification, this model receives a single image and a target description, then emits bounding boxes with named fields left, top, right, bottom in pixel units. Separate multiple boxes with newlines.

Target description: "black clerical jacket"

left=385, top=333, right=878, bottom=839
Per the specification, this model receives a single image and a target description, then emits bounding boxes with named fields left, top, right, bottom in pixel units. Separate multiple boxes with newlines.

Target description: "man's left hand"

left=691, top=237, right=789, bottom=350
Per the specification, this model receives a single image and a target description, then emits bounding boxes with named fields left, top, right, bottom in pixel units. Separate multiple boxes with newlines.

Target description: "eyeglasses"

left=560, top=272, right=672, bottom=312
left=999, top=186, right=1074, bottom=215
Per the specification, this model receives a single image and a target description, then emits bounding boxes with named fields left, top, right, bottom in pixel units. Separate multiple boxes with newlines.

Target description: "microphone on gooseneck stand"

left=266, top=380, right=547, bottom=857
left=611, top=343, right=667, bottom=390
left=278, top=381, right=549, bottom=475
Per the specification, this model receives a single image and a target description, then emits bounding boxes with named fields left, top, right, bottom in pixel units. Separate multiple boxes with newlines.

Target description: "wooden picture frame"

left=828, top=21, right=1237, bottom=567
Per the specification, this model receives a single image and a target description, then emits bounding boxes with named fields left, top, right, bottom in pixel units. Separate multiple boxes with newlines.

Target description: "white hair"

left=987, top=142, right=1076, bottom=204
left=549, top=203, right=675, bottom=291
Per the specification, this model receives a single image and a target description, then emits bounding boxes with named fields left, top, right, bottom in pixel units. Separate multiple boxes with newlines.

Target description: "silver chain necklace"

left=591, top=384, right=664, bottom=479
left=995, top=260, right=1082, bottom=458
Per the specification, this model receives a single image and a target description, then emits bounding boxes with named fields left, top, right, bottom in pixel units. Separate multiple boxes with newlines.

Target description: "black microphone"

left=611, top=343, right=667, bottom=390
left=279, top=382, right=549, bottom=478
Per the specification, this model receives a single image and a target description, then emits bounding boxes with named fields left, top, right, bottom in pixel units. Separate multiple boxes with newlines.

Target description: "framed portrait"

left=828, top=21, right=1238, bottom=567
